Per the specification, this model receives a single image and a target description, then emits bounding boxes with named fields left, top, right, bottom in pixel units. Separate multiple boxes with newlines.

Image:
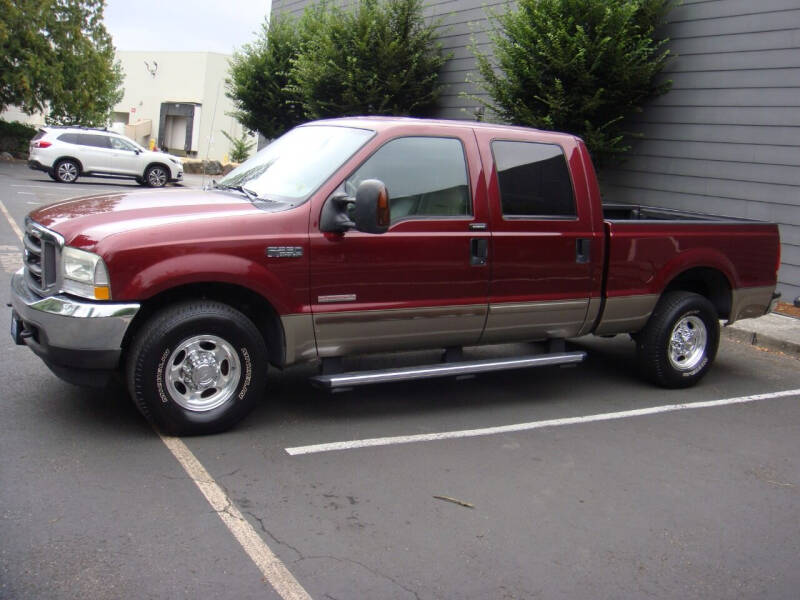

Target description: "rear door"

left=475, top=130, right=604, bottom=343
left=309, top=127, right=490, bottom=357
left=76, top=133, right=114, bottom=173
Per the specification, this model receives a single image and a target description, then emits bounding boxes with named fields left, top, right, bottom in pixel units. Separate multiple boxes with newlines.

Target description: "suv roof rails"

left=44, top=125, right=110, bottom=132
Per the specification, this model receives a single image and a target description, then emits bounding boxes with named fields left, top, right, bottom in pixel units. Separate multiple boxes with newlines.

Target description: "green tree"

left=226, top=14, right=309, bottom=140
left=0, top=0, right=123, bottom=126
left=472, top=0, right=672, bottom=165
left=292, top=0, right=448, bottom=119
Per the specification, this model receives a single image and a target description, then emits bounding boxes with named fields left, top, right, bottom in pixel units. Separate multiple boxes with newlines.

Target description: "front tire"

left=636, top=292, right=720, bottom=388
left=126, top=301, right=268, bottom=435
left=54, top=159, right=80, bottom=183
left=144, top=165, right=169, bottom=187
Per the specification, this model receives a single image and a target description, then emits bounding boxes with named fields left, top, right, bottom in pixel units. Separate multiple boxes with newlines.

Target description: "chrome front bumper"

left=10, top=268, right=140, bottom=372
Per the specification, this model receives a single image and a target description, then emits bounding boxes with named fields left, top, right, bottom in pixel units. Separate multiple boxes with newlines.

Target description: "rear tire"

left=636, top=292, right=719, bottom=388
left=126, top=301, right=268, bottom=435
left=54, top=158, right=80, bottom=183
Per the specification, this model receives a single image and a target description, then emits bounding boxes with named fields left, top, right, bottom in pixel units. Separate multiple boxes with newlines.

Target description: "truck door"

left=475, top=131, right=603, bottom=343
left=309, top=129, right=490, bottom=358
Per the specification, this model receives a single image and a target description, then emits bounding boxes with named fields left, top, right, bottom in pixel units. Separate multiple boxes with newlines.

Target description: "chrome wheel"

left=668, top=315, right=707, bottom=371
left=56, top=160, right=78, bottom=183
left=146, top=166, right=168, bottom=187
left=165, top=335, right=241, bottom=412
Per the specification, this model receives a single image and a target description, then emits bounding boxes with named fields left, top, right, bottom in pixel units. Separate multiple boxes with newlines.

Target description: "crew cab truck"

left=10, top=117, right=781, bottom=435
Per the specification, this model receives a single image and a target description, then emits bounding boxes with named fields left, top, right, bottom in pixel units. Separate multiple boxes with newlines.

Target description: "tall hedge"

left=0, top=120, right=37, bottom=157
left=292, top=0, right=448, bottom=119
left=472, top=0, right=673, bottom=165
left=227, top=0, right=449, bottom=139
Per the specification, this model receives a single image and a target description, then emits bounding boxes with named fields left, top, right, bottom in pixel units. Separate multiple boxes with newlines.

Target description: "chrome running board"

left=310, top=351, right=587, bottom=391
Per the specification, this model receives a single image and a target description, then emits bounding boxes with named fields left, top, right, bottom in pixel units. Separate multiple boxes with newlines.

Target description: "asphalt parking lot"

left=1, top=161, right=799, bottom=599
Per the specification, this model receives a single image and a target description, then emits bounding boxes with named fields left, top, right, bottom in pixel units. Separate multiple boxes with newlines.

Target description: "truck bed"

left=602, top=203, right=750, bottom=223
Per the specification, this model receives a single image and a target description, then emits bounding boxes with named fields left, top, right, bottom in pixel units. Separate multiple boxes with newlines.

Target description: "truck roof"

left=304, top=115, right=581, bottom=143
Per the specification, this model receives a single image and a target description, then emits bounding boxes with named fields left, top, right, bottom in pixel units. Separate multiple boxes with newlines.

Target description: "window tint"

left=77, top=134, right=112, bottom=149
left=57, top=133, right=79, bottom=144
left=346, top=137, right=471, bottom=221
left=492, top=141, right=575, bottom=218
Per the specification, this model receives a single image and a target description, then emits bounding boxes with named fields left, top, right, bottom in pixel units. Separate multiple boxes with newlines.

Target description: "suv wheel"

left=54, top=159, right=80, bottom=183
left=145, top=165, right=168, bottom=187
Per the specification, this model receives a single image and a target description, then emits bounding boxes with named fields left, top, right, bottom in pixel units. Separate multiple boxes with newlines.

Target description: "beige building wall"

left=1, top=51, right=254, bottom=163
left=115, top=51, right=253, bottom=162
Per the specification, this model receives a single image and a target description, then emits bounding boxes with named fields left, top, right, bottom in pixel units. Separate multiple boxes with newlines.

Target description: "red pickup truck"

left=10, top=117, right=781, bottom=434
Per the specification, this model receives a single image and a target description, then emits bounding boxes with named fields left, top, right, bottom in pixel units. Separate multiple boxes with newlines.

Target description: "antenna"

left=202, top=78, right=223, bottom=189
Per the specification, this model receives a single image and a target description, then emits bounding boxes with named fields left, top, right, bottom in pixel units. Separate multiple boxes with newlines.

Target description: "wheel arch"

left=662, top=266, right=732, bottom=320
left=122, top=282, right=286, bottom=369
left=145, top=161, right=171, bottom=174
left=55, top=156, right=84, bottom=173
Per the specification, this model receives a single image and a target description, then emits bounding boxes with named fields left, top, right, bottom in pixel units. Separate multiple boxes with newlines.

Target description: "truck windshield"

left=215, top=125, right=374, bottom=202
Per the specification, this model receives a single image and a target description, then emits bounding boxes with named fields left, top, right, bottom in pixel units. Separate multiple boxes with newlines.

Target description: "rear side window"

left=492, top=140, right=575, bottom=218
left=32, top=130, right=46, bottom=141
left=57, top=133, right=79, bottom=144
left=346, top=136, right=471, bottom=222
left=76, top=134, right=112, bottom=149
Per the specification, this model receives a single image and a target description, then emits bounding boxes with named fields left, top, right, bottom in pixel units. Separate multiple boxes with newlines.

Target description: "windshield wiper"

left=214, top=183, right=259, bottom=201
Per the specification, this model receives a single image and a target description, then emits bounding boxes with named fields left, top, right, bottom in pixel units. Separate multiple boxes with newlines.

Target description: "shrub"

left=221, top=130, right=256, bottom=163
left=0, top=120, right=37, bottom=157
left=226, top=15, right=308, bottom=141
left=292, top=0, right=449, bottom=119
left=472, top=0, right=673, bottom=165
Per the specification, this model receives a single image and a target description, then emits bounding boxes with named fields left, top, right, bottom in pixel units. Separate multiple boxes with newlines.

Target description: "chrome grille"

left=24, top=221, right=62, bottom=296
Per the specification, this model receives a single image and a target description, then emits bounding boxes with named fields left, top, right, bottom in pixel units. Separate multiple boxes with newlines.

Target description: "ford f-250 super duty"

left=10, top=117, right=781, bottom=435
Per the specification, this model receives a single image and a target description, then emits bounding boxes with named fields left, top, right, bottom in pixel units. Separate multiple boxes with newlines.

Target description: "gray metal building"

left=272, top=0, right=800, bottom=299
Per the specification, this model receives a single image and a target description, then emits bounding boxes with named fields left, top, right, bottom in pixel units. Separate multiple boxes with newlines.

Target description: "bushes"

left=0, top=120, right=37, bottom=158
left=472, top=0, right=673, bottom=165
left=227, top=0, right=448, bottom=139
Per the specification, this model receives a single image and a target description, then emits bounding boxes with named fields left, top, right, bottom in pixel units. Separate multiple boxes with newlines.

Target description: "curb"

left=722, top=325, right=800, bottom=358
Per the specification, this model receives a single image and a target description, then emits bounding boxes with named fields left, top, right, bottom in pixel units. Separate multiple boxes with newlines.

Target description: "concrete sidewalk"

left=724, top=312, right=800, bottom=358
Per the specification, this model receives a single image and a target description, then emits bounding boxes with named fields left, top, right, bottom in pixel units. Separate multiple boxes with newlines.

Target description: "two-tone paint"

left=26, top=117, right=780, bottom=370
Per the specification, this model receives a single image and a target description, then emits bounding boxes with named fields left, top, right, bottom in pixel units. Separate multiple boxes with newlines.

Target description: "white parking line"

left=0, top=205, right=311, bottom=599
left=159, top=434, right=312, bottom=600
left=285, top=388, right=800, bottom=456
left=0, top=199, right=24, bottom=239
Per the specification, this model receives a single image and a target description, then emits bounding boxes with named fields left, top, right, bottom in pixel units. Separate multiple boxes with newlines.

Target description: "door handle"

left=576, top=238, right=591, bottom=264
left=471, top=238, right=488, bottom=266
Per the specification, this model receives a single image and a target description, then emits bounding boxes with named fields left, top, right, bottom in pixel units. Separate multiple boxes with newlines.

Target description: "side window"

left=77, top=134, right=112, bottom=149
left=491, top=140, right=576, bottom=218
left=57, top=133, right=78, bottom=144
left=110, top=137, right=136, bottom=151
left=346, top=137, right=471, bottom=222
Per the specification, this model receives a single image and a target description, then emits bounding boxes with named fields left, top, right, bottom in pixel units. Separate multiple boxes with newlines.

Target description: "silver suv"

left=28, top=126, right=184, bottom=187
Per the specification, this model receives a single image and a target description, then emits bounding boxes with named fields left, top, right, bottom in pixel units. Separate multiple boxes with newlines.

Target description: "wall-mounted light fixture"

left=144, top=61, right=158, bottom=78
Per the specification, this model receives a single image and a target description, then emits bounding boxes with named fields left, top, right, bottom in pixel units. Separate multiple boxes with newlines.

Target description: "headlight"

left=62, top=247, right=111, bottom=300
left=169, top=157, right=182, bottom=166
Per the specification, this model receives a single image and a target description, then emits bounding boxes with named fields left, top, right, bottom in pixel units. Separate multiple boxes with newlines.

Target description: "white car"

left=28, top=126, right=184, bottom=187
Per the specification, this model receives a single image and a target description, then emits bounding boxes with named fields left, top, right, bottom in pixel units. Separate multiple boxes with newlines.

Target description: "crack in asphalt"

left=245, top=511, right=305, bottom=562
left=300, top=554, right=422, bottom=600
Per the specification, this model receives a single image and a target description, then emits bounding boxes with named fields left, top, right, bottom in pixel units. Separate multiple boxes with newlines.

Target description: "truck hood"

left=29, top=189, right=280, bottom=247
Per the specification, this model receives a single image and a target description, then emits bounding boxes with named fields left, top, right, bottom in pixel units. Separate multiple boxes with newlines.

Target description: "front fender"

left=111, top=252, right=305, bottom=315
